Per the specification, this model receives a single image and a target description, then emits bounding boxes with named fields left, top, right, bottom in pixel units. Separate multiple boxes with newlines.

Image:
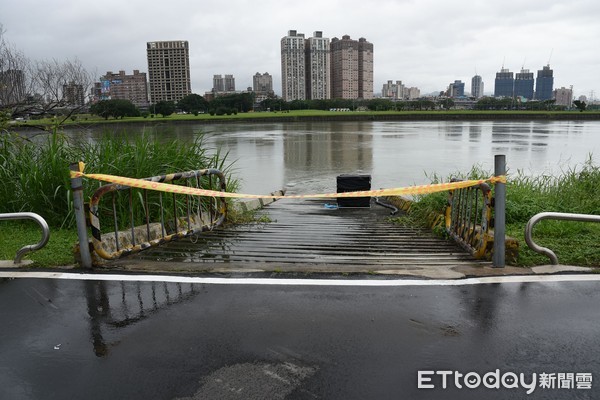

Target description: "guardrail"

left=0, top=212, right=50, bottom=264
left=88, top=169, right=227, bottom=261
left=525, top=212, right=600, bottom=265
left=444, top=155, right=507, bottom=266
left=445, top=179, right=494, bottom=259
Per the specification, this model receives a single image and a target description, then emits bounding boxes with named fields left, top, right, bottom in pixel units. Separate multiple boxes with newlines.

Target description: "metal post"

left=493, top=155, right=506, bottom=268
left=70, top=162, right=92, bottom=269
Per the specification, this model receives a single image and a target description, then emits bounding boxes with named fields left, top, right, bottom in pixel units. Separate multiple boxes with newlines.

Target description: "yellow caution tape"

left=70, top=170, right=506, bottom=199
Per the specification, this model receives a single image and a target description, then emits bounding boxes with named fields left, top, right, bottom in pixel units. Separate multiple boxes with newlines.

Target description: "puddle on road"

left=176, top=361, right=318, bottom=400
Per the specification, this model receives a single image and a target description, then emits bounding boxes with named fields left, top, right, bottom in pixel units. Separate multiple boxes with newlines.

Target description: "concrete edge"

left=532, top=265, right=593, bottom=274
left=0, top=260, right=33, bottom=268
left=232, top=189, right=286, bottom=212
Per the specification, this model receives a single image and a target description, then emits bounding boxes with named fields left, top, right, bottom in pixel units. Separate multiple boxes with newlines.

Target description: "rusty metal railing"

left=445, top=179, right=494, bottom=259
left=88, top=169, right=227, bottom=261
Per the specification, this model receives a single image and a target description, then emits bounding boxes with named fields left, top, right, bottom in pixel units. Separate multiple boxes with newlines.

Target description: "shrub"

left=0, top=127, right=237, bottom=229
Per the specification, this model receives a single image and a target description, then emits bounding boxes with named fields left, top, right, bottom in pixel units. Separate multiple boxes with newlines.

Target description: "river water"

left=61, top=120, right=600, bottom=195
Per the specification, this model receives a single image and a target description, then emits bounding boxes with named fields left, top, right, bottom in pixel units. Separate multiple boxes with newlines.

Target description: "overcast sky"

left=1, top=0, right=598, bottom=99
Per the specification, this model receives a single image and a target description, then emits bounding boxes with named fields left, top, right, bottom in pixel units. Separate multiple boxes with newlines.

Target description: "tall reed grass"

left=0, top=127, right=237, bottom=229
left=393, top=159, right=600, bottom=266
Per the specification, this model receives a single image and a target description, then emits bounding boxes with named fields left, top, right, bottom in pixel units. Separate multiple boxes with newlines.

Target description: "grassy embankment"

left=395, top=161, right=600, bottom=267
left=13, top=109, right=600, bottom=127
left=5, top=111, right=600, bottom=267
left=0, top=127, right=239, bottom=267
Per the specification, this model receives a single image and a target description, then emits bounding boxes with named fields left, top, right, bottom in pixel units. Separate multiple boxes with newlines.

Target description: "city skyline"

left=1, top=0, right=598, bottom=100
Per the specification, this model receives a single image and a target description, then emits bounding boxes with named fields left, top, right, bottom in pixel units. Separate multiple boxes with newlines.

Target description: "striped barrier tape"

left=70, top=165, right=507, bottom=199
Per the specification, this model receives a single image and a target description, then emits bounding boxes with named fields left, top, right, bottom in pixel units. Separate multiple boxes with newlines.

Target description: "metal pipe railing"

left=0, top=212, right=50, bottom=264
left=525, top=212, right=600, bottom=265
left=88, top=169, right=227, bottom=260
left=445, top=180, right=493, bottom=259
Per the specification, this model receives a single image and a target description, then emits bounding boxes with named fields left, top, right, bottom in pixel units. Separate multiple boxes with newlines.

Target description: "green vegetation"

left=573, top=100, right=587, bottom=112
left=178, top=94, right=209, bottom=115
left=504, top=160, right=600, bottom=266
left=0, top=223, right=77, bottom=267
left=0, top=127, right=235, bottom=228
left=152, top=100, right=176, bottom=117
left=90, top=99, right=141, bottom=119
left=0, top=122, right=240, bottom=266
left=14, top=108, right=600, bottom=128
left=393, top=160, right=600, bottom=267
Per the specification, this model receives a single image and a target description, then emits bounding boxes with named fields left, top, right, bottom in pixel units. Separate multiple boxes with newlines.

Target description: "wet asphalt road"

left=0, top=275, right=599, bottom=400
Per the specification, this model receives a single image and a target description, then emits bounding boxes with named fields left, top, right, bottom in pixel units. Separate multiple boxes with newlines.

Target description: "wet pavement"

left=0, top=272, right=599, bottom=399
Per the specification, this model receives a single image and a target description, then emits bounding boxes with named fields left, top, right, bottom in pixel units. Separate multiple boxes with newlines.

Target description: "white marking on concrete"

left=0, top=260, right=33, bottom=268
left=532, top=265, right=592, bottom=274
left=1, top=271, right=600, bottom=286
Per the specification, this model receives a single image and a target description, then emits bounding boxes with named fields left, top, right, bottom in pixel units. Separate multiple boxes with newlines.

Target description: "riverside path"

left=0, top=272, right=599, bottom=400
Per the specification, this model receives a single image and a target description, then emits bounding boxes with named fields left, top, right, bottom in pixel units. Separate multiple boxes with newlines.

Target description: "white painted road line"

left=1, top=271, right=600, bottom=286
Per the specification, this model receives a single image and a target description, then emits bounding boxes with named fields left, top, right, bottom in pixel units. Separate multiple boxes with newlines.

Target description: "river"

left=59, top=120, right=600, bottom=195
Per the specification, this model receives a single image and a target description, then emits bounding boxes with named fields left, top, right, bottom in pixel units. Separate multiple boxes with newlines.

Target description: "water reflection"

left=468, top=123, right=482, bottom=142
left=84, top=280, right=201, bottom=357
left=465, top=284, right=502, bottom=333
left=283, top=122, right=373, bottom=190
left=443, top=122, right=465, bottom=140
left=29, top=120, right=600, bottom=194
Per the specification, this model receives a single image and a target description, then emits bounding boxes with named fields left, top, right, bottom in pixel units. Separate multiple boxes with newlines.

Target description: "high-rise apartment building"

left=330, top=35, right=373, bottom=100
left=281, top=30, right=372, bottom=101
left=99, top=70, right=149, bottom=108
left=212, top=75, right=224, bottom=92
left=62, top=82, right=85, bottom=106
left=212, top=74, right=236, bottom=92
left=535, top=65, right=554, bottom=101
left=406, top=87, right=421, bottom=100
left=382, top=80, right=405, bottom=100
left=281, top=30, right=332, bottom=101
left=357, top=38, right=374, bottom=100
left=146, top=40, right=191, bottom=103
left=224, top=74, right=235, bottom=92
left=553, top=87, right=573, bottom=107
left=447, top=80, right=465, bottom=98
left=471, top=75, right=484, bottom=98
left=514, top=69, right=534, bottom=100
left=281, top=30, right=307, bottom=101
left=253, top=72, right=273, bottom=93
left=305, top=31, right=330, bottom=100
left=494, top=68, right=514, bottom=98
left=253, top=72, right=274, bottom=105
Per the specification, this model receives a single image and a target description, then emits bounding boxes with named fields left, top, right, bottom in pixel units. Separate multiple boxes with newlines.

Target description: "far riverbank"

left=11, top=110, right=600, bottom=130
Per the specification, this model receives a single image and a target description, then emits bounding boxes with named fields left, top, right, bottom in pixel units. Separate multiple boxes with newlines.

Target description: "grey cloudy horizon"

left=1, top=0, right=599, bottom=99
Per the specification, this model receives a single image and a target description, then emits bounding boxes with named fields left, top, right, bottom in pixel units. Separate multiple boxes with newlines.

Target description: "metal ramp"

left=111, top=198, right=491, bottom=276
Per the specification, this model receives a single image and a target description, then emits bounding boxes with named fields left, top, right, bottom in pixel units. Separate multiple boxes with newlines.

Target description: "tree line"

left=88, top=93, right=588, bottom=120
left=0, top=24, right=94, bottom=121
left=89, top=92, right=255, bottom=119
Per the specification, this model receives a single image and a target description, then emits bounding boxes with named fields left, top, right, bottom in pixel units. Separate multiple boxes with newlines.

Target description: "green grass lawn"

left=14, top=109, right=600, bottom=127
left=0, top=222, right=78, bottom=267
left=506, top=221, right=600, bottom=267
